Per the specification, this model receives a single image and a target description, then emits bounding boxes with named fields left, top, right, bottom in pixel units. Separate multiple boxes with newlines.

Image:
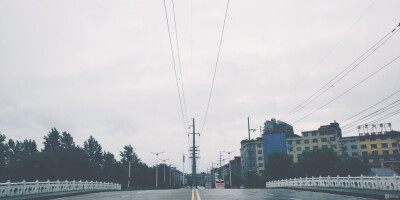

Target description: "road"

left=53, top=189, right=374, bottom=200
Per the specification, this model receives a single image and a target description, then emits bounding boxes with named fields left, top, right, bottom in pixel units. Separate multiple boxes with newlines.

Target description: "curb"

left=1, top=190, right=120, bottom=200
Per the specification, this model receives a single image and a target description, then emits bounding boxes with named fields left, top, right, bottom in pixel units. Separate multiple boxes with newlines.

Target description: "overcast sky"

left=1, top=0, right=400, bottom=172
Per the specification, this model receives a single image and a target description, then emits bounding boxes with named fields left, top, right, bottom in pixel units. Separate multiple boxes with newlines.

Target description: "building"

left=286, top=121, right=342, bottom=162
left=359, top=130, right=400, bottom=166
left=262, top=118, right=295, bottom=164
left=240, top=137, right=262, bottom=181
left=339, top=136, right=360, bottom=158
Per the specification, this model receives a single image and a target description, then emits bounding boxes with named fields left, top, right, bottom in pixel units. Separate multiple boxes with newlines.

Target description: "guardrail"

left=0, top=180, right=121, bottom=198
left=266, top=175, right=400, bottom=191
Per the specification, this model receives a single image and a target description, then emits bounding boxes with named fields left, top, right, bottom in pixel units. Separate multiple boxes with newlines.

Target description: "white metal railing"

left=266, top=175, right=400, bottom=191
left=0, top=180, right=121, bottom=197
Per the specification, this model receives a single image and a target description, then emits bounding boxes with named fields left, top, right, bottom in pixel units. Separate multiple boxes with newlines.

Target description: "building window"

left=322, top=145, right=328, bottom=149
left=371, top=144, right=377, bottom=149
left=304, top=140, right=309, bottom=144
left=287, top=141, right=292, bottom=145
left=312, top=139, right=318, bottom=143
left=383, top=150, right=389, bottom=155
left=257, top=143, right=262, bottom=147
left=331, top=145, right=337, bottom=149
left=321, top=138, right=327, bottom=142
left=296, top=140, right=301, bottom=145
left=351, top=145, right=357, bottom=149
left=305, top=147, right=310, bottom=151
left=381, top=143, right=388, bottom=148
left=393, top=150, right=399, bottom=154
left=303, top=133, right=308, bottom=137
left=258, top=156, right=263, bottom=160
left=313, top=146, right=318, bottom=150
left=258, top=163, right=263, bottom=167
left=312, top=132, right=318, bottom=136
left=372, top=151, right=378, bottom=156
left=360, top=144, right=367, bottom=149
left=330, top=137, right=336, bottom=141
left=289, top=147, right=293, bottom=152
left=392, top=142, right=398, bottom=147
left=362, top=151, right=368, bottom=156
left=258, top=150, right=262, bottom=154
left=296, top=147, right=301, bottom=151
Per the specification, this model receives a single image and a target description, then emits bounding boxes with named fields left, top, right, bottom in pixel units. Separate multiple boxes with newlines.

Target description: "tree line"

left=245, top=148, right=370, bottom=188
left=0, top=128, right=178, bottom=189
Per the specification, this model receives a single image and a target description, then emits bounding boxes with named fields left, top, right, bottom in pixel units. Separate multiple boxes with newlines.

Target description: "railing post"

left=375, top=175, right=379, bottom=190
left=21, top=180, right=26, bottom=195
left=35, top=179, right=39, bottom=194
left=47, top=180, right=50, bottom=193
left=361, top=175, right=364, bottom=190
left=394, top=175, right=399, bottom=191
left=337, top=175, right=339, bottom=188
left=327, top=175, right=330, bottom=188
left=348, top=175, right=351, bottom=188
left=6, top=180, right=10, bottom=196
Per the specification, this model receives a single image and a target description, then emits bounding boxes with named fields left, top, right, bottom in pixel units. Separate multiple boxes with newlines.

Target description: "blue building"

left=262, top=118, right=294, bottom=164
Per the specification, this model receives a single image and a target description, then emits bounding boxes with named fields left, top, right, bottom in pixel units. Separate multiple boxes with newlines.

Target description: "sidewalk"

left=1, top=190, right=117, bottom=200
left=275, top=187, right=400, bottom=199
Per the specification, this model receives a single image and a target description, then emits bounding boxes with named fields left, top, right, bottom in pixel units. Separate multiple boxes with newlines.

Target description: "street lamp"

left=160, top=158, right=169, bottom=186
left=223, top=150, right=236, bottom=188
left=169, top=163, right=175, bottom=188
left=151, top=151, right=164, bottom=189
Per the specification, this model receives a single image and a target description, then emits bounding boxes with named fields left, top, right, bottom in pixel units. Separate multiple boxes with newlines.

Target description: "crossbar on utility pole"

left=188, top=118, right=199, bottom=188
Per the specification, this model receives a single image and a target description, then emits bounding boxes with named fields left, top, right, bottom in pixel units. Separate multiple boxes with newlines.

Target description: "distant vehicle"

left=215, top=179, right=225, bottom=189
left=240, top=185, right=245, bottom=189
left=197, top=186, right=205, bottom=189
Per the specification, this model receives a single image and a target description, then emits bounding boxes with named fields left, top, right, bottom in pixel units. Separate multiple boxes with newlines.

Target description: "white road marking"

left=121, top=194, right=130, bottom=198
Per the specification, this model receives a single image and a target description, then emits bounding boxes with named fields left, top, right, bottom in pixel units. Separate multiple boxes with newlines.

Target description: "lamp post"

left=223, top=150, right=235, bottom=188
left=160, top=158, right=169, bottom=186
left=151, top=152, right=164, bottom=188
left=127, top=161, right=131, bottom=190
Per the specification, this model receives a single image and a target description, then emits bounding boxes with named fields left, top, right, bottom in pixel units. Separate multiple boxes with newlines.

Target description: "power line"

left=163, top=0, right=187, bottom=129
left=172, top=0, right=189, bottom=125
left=280, top=23, right=400, bottom=121
left=200, top=0, right=230, bottom=133
left=281, top=0, right=376, bottom=112
left=341, top=99, right=400, bottom=130
left=343, top=108, right=400, bottom=135
left=294, top=54, right=400, bottom=124
left=340, top=89, right=400, bottom=124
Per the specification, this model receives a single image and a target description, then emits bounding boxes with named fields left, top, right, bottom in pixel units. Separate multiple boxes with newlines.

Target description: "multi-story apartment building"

left=359, top=130, right=400, bottom=166
left=286, top=121, right=342, bottom=162
left=262, top=118, right=294, bottom=164
left=240, top=137, right=263, bottom=181
left=339, top=136, right=360, bottom=158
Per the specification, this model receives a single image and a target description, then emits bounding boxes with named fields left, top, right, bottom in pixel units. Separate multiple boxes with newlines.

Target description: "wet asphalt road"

left=52, top=188, right=374, bottom=200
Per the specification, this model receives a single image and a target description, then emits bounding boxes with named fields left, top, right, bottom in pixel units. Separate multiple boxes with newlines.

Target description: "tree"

left=244, top=171, right=264, bottom=188
left=264, top=152, right=294, bottom=181
left=338, top=157, right=369, bottom=176
left=297, top=148, right=341, bottom=177
left=0, top=134, right=7, bottom=182
left=83, top=135, right=103, bottom=168
left=120, top=145, right=139, bottom=164
left=43, top=128, right=61, bottom=152
left=60, top=131, right=75, bottom=149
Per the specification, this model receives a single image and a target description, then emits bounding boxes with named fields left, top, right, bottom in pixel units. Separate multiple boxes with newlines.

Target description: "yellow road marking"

left=191, top=188, right=195, bottom=200
left=195, top=189, right=201, bottom=200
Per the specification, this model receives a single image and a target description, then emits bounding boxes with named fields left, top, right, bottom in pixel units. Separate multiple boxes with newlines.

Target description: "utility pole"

left=151, top=151, right=164, bottom=189
left=127, top=161, right=131, bottom=190
left=248, top=117, right=256, bottom=140
left=169, top=163, right=174, bottom=187
left=188, top=118, right=199, bottom=188
left=182, top=153, right=185, bottom=185
left=223, top=150, right=235, bottom=188
left=160, top=158, right=169, bottom=186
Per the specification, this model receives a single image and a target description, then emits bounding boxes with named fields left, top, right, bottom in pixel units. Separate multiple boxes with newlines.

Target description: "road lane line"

left=191, top=189, right=195, bottom=200
left=121, top=194, right=130, bottom=198
left=195, top=189, right=201, bottom=200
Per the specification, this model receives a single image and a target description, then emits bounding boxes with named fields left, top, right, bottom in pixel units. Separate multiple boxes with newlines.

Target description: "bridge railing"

left=266, top=175, right=400, bottom=191
left=0, top=180, right=121, bottom=198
